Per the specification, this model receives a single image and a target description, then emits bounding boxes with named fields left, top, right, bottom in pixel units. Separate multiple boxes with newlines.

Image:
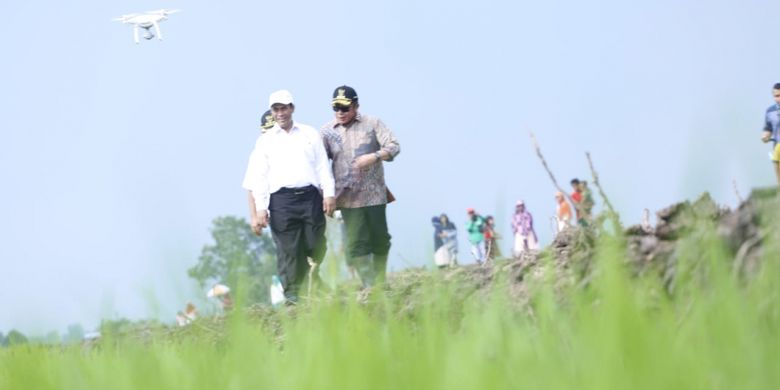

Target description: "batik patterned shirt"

left=321, top=114, right=400, bottom=209
left=512, top=211, right=536, bottom=237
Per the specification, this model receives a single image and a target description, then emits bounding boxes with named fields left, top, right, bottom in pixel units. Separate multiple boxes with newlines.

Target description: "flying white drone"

left=113, top=9, right=181, bottom=44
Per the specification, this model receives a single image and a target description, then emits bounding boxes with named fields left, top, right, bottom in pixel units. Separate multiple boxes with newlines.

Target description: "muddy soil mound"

left=388, top=187, right=780, bottom=306
left=102, top=188, right=779, bottom=346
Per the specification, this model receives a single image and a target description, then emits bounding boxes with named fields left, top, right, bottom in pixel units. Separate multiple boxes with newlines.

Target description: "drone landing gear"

left=143, top=28, right=155, bottom=40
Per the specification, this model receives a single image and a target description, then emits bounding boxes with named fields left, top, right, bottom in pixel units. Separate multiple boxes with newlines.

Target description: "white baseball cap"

left=268, top=89, right=294, bottom=108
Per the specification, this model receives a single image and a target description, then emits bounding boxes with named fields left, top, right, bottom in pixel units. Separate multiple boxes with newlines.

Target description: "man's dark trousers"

left=341, top=204, right=391, bottom=286
left=268, top=185, right=327, bottom=300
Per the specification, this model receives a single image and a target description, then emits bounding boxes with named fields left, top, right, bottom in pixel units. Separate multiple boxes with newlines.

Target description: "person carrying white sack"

left=511, top=200, right=539, bottom=257
left=432, top=213, right=458, bottom=268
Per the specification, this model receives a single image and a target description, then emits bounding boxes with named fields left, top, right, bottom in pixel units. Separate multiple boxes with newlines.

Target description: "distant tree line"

left=0, top=330, right=28, bottom=347
left=0, top=323, right=88, bottom=347
left=1, top=216, right=274, bottom=346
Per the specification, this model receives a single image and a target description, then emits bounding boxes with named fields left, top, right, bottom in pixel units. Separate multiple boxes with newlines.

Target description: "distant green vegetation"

left=2, top=195, right=778, bottom=389
left=188, top=216, right=277, bottom=303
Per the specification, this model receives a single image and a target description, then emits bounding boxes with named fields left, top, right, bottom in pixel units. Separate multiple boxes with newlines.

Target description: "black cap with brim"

left=260, top=109, right=275, bottom=131
left=332, top=85, right=358, bottom=106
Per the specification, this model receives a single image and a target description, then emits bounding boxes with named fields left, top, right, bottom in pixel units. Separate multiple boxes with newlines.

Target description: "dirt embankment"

left=621, top=188, right=778, bottom=285
left=396, top=187, right=780, bottom=306
left=102, top=188, right=779, bottom=345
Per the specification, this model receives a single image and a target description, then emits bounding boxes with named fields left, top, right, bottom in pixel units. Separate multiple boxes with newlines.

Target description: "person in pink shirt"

left=511, top=200, right=539, bottom=257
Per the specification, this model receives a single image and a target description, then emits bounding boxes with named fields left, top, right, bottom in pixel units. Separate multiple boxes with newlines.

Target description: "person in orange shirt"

left=555, top=191, right=572, bottom=232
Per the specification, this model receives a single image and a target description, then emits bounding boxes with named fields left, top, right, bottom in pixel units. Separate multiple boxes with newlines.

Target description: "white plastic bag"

left=434, top=246, right=453, bottom=267
left=270, top=275, right=285, bottom=307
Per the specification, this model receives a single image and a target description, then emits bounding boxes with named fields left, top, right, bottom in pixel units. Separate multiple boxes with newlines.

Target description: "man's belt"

left=275, top=185, right=316, bottom=195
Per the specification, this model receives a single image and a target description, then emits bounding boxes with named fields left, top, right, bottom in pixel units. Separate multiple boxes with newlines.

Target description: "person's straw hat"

left=206, top=283, right=230, bottom=298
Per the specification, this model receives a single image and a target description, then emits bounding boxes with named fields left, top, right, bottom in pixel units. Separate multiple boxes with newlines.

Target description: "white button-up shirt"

left=243, top=122, right=335, bottom=212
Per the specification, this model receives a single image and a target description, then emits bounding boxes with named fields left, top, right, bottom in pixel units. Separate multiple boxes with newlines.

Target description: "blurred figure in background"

left=207, top=283, right=234, bottom=312
left=466, top=208, right=487, bottom=264
left=432, top=214, right=458, bottom=268
left=175, top=302, right=198, bottom=327
left=511, top=200, right=538, bottom=257
left=581, top=180, right=595, bottom=225
left=243, top=110, right=277, bottom=223
left=484, top=215, right=501, bottom=261
left=570, top=178, right=584, bottom=226
left=761, top=83, right=780, bottom=186
left=555, top=191, right=572, bottom=233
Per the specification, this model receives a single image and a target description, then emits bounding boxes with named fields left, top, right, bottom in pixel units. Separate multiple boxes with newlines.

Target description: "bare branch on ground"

left=529, top=132, right=584, bottom=216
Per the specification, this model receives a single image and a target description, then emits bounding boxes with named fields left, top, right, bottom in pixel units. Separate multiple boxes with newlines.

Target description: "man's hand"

left=251, top=210, right=269, bottom=236
left=323, top=197, right=336, bottom=217
left=762, top=131, right=773, bottom=143
left=353, top=153, right=379, bottom=170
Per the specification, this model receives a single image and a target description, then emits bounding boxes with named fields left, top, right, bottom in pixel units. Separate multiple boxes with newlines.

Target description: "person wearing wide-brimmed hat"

left=320, top=85, right=400, bottom=288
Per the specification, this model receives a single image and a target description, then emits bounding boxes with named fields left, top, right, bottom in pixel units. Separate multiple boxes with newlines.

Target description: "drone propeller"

left=112, top=13, right=138, bottom=22
left=146, top=9, right=181, bottom=15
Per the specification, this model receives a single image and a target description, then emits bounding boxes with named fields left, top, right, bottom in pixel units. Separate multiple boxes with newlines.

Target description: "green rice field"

left=2, top=202, right=778, bottom=390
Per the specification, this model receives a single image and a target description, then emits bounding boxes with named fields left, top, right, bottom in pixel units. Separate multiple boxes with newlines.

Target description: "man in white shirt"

left=243, top=90, right=336, bottom=303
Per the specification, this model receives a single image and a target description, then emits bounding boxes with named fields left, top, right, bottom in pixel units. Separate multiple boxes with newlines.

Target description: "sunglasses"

left=332, top=105, right=352, bottom=113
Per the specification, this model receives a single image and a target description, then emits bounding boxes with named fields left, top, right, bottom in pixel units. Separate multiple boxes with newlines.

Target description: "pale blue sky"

left=1, top=0, right=778, bottom=335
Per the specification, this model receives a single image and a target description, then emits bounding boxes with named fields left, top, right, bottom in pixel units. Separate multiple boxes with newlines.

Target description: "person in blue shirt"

left=761, top=83, right=780, bottom=186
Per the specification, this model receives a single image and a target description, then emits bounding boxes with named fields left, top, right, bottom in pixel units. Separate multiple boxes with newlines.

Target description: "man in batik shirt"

left=320, top=85, right=400, bottom=288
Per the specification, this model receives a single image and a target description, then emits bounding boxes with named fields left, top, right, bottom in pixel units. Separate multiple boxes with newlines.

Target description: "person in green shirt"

left=466, top=208, right=486, bottom=264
